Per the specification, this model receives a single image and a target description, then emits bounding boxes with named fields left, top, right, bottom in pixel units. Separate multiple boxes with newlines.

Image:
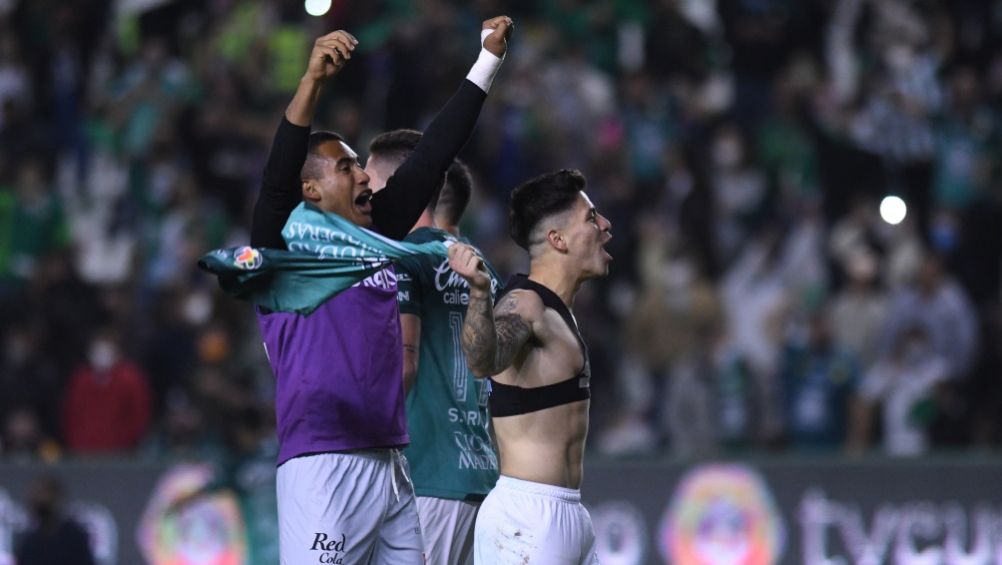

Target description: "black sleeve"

left=370, top=79, right=487, bottom=240
left=250, top=117, right=310, bottom=249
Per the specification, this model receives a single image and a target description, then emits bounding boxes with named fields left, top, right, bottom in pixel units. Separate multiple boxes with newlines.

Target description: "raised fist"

left=448, top=243, right=492, bottom=293
left=305, top=30, right=358, bottom=82
left=481, top=16, right=513, bottom=58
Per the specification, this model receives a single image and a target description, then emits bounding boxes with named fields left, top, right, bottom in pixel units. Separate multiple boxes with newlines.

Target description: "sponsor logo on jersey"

left=432, top=259, right=499, bottom=305
left=310, top=532, right=347, bottom=563
left=234, top=246, right=263, bottom=270
left=433, top=259, right=470, bottom=292
left=454, top=431, right=498, bottom=471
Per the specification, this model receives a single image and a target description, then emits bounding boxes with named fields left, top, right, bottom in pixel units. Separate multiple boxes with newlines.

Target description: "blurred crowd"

left=0, top=0, right=1000, bottom=462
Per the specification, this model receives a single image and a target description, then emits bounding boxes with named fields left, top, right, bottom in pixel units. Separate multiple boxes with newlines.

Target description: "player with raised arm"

left=250, top=19, right=511, bottom=564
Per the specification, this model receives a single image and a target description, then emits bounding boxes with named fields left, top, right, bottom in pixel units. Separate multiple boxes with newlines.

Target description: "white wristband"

left=466, top=29, right=504, bottom=93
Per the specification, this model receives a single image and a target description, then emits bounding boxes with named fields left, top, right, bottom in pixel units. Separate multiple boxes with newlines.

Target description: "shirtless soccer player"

left=449, top=169, right=613, bottom=564
left=250, top=19, right=510, bottom=565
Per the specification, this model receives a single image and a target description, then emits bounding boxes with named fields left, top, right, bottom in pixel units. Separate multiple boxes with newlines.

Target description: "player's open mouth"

left=601, top=235, right=613, bottom=260
left=354, top=189, right=373, bottom=215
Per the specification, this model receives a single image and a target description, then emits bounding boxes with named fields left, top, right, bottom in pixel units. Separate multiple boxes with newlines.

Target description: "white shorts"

left=416, top=496, right=479, bottom=565
left=474, top=476, right=599, bottom=564
left=276, top=449, right=424, bottom=565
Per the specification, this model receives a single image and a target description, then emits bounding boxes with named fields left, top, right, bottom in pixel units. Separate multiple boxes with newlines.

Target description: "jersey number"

left=449, top=312, right=467, bottom=402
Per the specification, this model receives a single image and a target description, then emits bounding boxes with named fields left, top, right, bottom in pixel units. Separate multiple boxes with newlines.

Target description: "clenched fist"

left=448, top=243, right=492, bottom=293
left=481, top=16, right=513, bottom=58
left=305, top=30, right=358, bottom=82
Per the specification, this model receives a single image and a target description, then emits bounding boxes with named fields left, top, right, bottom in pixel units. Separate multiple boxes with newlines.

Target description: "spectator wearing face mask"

left=60, top=327, right=153, bottom=452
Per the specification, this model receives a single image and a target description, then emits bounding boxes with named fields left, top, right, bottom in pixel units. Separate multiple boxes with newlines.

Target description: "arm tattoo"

left=493, top=314, right=531, bottom=370
left=462, top=293, right=531, bottom=376
left=495, top=294, right=518, bottom=316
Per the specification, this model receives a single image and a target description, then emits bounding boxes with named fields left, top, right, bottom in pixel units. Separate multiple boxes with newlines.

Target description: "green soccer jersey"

left=397, top=227, right=501, bottom=500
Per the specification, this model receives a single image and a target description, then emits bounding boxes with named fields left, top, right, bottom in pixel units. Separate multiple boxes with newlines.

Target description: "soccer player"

left=449, top=169, right=612, bottom=564
left=250, top=19, right=511, bottom=564
left=366, top=130, right=500, bottom=564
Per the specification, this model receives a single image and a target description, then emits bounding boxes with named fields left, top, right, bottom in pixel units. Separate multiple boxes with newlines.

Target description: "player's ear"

left=302, top=179, right=321, bottom=202
left=546, top=229, right=568, bottom=253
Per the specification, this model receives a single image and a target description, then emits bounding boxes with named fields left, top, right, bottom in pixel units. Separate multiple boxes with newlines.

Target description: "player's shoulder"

left=404, top=227, right=449, bottom=244
left=398, top=228, right=445, bottom=275
left=496, top=288, right=545, bottom=321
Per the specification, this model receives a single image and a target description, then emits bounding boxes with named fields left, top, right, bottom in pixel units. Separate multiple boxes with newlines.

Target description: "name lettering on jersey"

left=285, top=222, right=374, bottom=250
left=287, top=241, right=387, bottom=265
left=352, top=268, right=397, bottom=290
left=309, top=532, right=346, bottom=564
left=285, top=222, right=388, bottom=265
left=448, top=407, right=487, bottom=427
left=454, top=431, right=498, bottom=471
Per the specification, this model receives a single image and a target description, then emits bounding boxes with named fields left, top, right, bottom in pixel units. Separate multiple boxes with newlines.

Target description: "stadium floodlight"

left=879, top=195, right=907, bottom=225
left=304, top=0, right=331, bottom=17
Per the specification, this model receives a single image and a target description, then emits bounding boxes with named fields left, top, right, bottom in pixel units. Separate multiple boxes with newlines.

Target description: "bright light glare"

left=305, top=0, right=331, bottom=17
left=880, top=196, right=907, bottom=225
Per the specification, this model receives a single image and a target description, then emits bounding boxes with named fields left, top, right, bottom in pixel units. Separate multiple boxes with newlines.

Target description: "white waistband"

left=292, top=447, right=401, bottom=464
left=495, top=475, right=581, bottom=503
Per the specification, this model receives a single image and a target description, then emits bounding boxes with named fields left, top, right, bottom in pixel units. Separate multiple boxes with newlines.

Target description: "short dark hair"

left=438, top=159, right=473, bottom=226
left=509, top=169, right=586, bottom=250
left=301, top=130, right=346, bottom=180
left=368, top=129, right=442, bottom=211
left=368, top=129, right=422, bottom=165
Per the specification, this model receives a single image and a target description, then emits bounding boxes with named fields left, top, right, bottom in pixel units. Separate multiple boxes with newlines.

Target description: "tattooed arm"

left=448, top=243, right=542, bottom=377
left=462, top=289, right=541, bottom=377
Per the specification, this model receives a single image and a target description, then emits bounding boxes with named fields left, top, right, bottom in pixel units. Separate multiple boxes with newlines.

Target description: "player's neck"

left=409, top=209, right=437, bottom=232
left=433, top=213, right=461, bottom=236
left=527, top=261, right=579, bottom=307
